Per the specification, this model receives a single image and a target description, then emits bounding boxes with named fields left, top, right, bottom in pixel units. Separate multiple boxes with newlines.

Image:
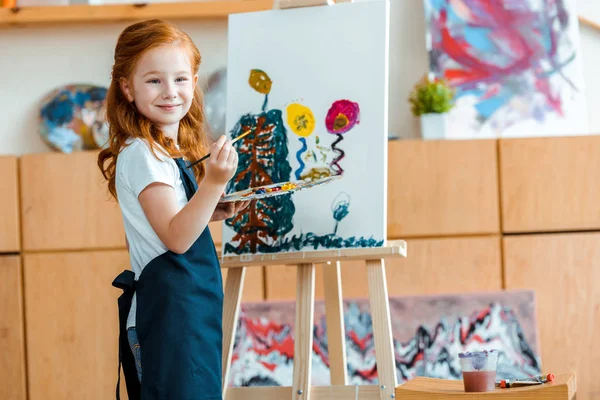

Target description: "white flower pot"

left=420, top=113, right=448, bottom=140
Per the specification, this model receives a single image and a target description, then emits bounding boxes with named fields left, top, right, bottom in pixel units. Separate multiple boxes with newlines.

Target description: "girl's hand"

left=210, top=199, right=252, bottom=222
left=204, top=135, right=238, bottom=186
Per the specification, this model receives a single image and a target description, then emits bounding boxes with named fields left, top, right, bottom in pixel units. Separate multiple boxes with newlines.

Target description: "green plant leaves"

left=408, top=76, right=455, bottom=116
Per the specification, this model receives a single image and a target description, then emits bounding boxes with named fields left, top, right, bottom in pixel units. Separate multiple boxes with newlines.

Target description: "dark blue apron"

left=112, top=157, right=224, bottom=400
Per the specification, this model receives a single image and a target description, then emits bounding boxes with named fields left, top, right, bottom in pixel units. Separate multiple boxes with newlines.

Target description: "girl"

left=98, top=19, right=249, bottom=400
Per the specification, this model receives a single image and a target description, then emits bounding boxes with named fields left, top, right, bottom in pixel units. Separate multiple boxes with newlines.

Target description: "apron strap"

left=174, top=158, right=198, bottom=201
left=112, top=270, right=141, bottom=400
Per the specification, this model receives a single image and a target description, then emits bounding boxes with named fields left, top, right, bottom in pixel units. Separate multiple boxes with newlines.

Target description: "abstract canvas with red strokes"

left=223, top=1, right=390, bottom=255
left=424, top=0, right=588, bottom=138
left=226, top=290, right=540, bottom=387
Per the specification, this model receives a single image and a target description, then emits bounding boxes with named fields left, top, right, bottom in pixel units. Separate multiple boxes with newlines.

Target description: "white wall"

left=0, top=0, right=599, bottom=155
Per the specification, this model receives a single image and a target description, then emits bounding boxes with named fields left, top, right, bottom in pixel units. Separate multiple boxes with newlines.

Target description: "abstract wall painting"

left=39, top=84, right=109, bottom=153
left=226, top=290, right=541, bottom=387
left=224, top=1, right=390, bottom=255
left=424, top=0, right=588, bottom=139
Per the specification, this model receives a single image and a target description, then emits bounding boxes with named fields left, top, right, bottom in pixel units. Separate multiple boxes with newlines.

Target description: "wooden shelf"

left=0, top=0, right=274, bottom=26
left=0, top=4, right=592, bottom=28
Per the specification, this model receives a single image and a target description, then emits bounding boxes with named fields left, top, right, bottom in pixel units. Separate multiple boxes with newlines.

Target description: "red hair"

left=98, top=19, right=208, bottom=200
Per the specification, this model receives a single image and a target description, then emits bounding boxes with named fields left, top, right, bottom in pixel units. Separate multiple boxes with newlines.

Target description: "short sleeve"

left=119, top=140, right=177, bottom=198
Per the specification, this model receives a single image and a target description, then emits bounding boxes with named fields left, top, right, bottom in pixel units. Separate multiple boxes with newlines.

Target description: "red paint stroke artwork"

left=424, top=0, right=588, bottom=138
left=226, top=290, right=541, bottom=387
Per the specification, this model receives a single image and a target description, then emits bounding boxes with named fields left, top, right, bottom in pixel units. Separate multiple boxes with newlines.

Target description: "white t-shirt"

left=115, top=138, right=189, bottom=329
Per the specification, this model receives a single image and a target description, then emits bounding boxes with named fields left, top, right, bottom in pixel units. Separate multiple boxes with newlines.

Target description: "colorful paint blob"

left=325, top=99, right=360, bottom=134
left=325, top=99, right=360, bottom=175
left=220, top=175, right=341, bottom=203
left=286, top=103, right=316, bottom=179
left=248, top=69, right=273, bottom=111
left=248, top=69, right=272, bottom=95
left=301, top=167, right=331, bottom=181
left=286, top=103, right=315, bottom=138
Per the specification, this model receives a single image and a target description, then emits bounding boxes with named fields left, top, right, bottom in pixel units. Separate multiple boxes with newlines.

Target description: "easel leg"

left=292, top=263, right=316, bottom=400
left=366, top=259, right=397, bottom=400
left=322, top=261, right=348, bottom=385
left=222, top=266, right=246, bottom=398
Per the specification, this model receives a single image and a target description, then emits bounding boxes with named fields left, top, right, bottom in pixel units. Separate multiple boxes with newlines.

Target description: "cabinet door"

left=24, top=251, right=129, bottom=400
left=0, top=156, right=20, bottom=252
left=0, top=256, right=26, bottom=400
left=20, top=151, right=125, bottom=251
left=264, top=264, right=327, bottom=301
left=504, top=233, right=600, bottom=400
left=500, top=136, right=600, bottom=232
left=221, top=267, right=265, bottom=302
left=387, top=139, right=500, bottom=237
left=264, top=237, right=502, bottom=300
left=209, top=221, right=222, bottom=247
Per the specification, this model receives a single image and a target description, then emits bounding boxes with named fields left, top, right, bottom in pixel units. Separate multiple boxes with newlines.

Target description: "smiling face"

left=120, top=43, right=198, bottom=139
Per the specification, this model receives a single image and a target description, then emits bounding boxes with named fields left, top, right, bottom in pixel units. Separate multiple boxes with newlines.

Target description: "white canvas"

left=222, top=0, right=390, bottom=256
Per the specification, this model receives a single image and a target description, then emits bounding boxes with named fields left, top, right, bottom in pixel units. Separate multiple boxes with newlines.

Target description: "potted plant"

left=408, top=74, right=455, bottom=140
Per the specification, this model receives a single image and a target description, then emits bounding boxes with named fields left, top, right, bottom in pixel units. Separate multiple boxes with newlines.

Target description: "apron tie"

left=112, top=269, right=136, bottom=291
left=112, top=270, right=141, bottom=400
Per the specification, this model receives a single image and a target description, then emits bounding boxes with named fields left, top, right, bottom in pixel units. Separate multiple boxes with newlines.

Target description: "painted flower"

left=325, top=99, right=360, bottom=134
left=286, top=103, right=316, bottom=137
left=248, top=69, right=272, bottom=95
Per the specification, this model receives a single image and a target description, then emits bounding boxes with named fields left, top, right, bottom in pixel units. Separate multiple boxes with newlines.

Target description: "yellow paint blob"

left=286, top=103, right=316, bottom=137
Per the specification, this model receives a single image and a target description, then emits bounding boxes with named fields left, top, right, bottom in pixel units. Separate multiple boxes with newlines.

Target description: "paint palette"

left=219, top=175, right=342, bottom=203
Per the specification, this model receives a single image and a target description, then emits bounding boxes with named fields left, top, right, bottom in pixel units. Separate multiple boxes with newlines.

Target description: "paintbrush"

left=186, top=128, right=253, bottom=169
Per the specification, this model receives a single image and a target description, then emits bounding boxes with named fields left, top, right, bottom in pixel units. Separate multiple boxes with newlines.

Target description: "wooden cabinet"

left=500, top=136, right=600, bottom=233
left=11, top=136, right=600, bottom=400
left=209, top=221, right=223, bottom=247
left=0, top=256, right=26, bottom=400
left=265, top=264, right=327, bottom=301
left=221, top=267, right=265, bottom=302
left=383, top=236, right=502, bottom=296
left=504, top=233, right=600, bottom=400
left=19, top=151, right=226, bottom=252
left=0, top=156, right=20, bottom=253
left=20, top=151, right=125, bottom=251
left=387, top=139, right=500, bottom=238
left=23, top=251, right=128, bottom=400
left=264, top=236, right=502, bottom=300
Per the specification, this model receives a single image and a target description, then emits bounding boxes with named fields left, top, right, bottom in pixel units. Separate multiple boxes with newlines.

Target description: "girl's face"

left=120, top=44, right=198, bottom=138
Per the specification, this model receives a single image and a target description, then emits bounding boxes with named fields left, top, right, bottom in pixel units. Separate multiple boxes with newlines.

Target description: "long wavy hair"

left=98, top=19, right=208, bottom=200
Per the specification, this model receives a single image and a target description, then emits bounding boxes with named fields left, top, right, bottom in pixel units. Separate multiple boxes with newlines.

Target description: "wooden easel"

left=219, top=240, right=408, bottom=400
left=217, top=1, right=404, bottom=397
left=218, top=239, right=577, bottom=400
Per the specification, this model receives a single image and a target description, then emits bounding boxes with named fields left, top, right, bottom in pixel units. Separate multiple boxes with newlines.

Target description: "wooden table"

left=396, top=373, right=576, bottom=400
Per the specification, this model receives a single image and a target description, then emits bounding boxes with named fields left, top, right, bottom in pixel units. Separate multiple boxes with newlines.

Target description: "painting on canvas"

left=227, top=290, right=541, bottom=386
left=424, top=0, right=588, bottom=139
left=223, top=1, right=390, bottom=255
